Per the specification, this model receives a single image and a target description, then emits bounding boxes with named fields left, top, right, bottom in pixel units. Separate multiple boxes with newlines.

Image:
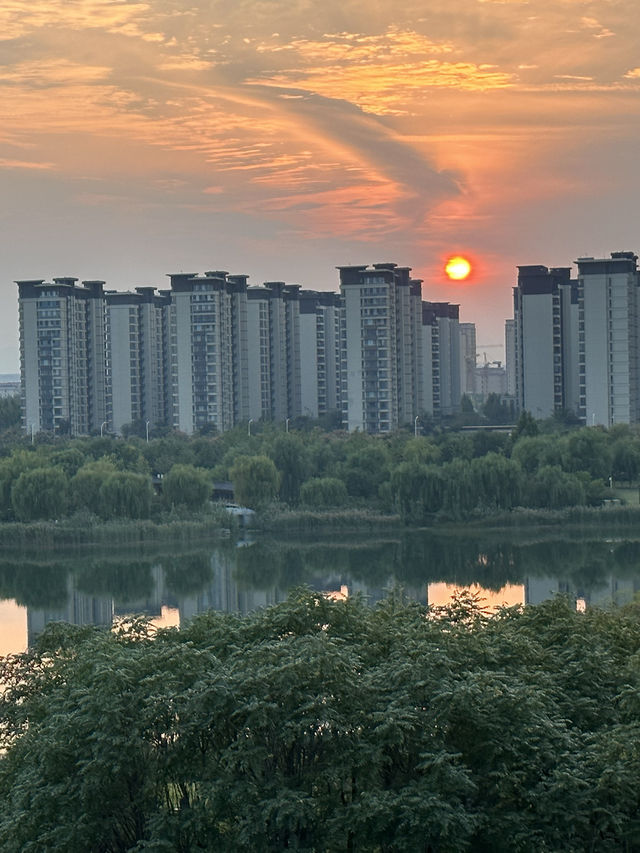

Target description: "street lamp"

left=100, top=421, right=107, bottom=437
left=414, top=415, right=420, bottom=437
left=248, top=418, right=253, bottom=437
left=145, top=420, right=150, bottom=443
left=285, top=418, right=290, bottom=433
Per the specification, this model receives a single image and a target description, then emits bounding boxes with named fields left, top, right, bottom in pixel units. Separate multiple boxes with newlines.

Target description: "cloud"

left=0, top=158, right=55, bottom=170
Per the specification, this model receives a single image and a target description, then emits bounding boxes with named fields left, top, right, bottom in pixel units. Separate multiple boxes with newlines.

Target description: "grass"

left=0, top=513, right=234, bottom=549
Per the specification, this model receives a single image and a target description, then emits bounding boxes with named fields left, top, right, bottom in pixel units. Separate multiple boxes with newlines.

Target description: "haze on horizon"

left=2, top=0, right=640, bottom=373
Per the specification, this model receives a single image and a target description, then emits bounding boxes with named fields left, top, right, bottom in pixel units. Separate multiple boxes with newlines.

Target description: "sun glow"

left=444, top=255, right=472, bottom=280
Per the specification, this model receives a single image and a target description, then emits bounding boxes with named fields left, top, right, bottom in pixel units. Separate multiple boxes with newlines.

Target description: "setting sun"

left=445, top=256, right=472, bottom=281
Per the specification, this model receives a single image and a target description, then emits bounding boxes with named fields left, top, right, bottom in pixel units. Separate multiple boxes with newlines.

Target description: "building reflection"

left=9, top=532, right=640, bottom=652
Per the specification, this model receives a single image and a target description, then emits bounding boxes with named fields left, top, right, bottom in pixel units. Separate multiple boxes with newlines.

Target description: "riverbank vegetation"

left=1, top=408, right=640, bottom=527
left=2, top=591, right=640, bottom=851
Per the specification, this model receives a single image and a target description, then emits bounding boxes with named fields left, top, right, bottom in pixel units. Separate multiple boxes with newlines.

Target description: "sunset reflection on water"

left=0, top=600, right=28, bottom=657
left=427, top=582, right=525, bottom=611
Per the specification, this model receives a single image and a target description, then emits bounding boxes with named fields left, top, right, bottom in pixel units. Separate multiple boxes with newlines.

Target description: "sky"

left=2, top=0, right=640, bottom=372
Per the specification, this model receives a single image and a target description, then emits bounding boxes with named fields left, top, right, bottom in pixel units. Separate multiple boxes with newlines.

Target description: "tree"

left=511, top=410, right=539, bottom=441
left=340, top=442, right=390, bottom=499
left=0, top=395, right=20, bottom=431
left=162, top=463, right=211, bottom=511
left=268, top=433, right=308, bottom=505
left=98, top=471, right=153, bottom=519
left=299, top=476, right=348, bottom=508
left=482, top=393, right=513, bottom=425
left=70, top=459, right=118, bottom=515
left=230, top=455, right=279, bottom=509
left=11, top=466, right=69, bottom=521
left=524, top=464, right=586, bottom=509
left=3, top=595, right=640, bottom=851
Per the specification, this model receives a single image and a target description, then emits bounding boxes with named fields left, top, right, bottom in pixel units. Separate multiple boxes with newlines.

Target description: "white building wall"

left=173, top=293, right=195, bottom=434
left=246, top=298, right=265, bottom=421
left=108, top=304, right=133, bottom=434
left=505, top=319, right=516, bottom=398
left=581, top=259, right=639, bottom=426
left=344, top=284, right=365, bottom=431
left=459, top=323, right=477, bottom=396
left=521, top=294, right=555, bottom=418
left=21, top=300, right=40, bottom=433
left=418, top=324, right=434, bottom=416
left=300, top=312, right=319, bottom=418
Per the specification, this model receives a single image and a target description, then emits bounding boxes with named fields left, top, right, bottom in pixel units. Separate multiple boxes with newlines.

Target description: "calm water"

left=1, top=528, right=640, bottom=655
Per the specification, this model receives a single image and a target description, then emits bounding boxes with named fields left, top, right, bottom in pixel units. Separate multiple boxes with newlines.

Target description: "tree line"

left=0, top=412, right=640, bottom=521
left=2, top=592, right=640, bottom=851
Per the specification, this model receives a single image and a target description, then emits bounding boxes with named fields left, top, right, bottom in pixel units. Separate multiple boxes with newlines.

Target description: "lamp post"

left=100, top=421, right=107, bottom=437
left=248, top=418, right=253, bottom=437
left=414, top=415, right=420, bottom=437
left=285, top=418, right=290, bottom=433
left=145, top=420, right=150, bottom=443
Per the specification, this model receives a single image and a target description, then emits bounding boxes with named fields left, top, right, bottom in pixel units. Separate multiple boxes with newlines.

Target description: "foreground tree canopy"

left=2, top=593, right=640, bottom=852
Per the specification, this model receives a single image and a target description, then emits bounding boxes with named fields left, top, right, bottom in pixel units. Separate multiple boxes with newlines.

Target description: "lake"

left=1, top=527, right=639, bottom=655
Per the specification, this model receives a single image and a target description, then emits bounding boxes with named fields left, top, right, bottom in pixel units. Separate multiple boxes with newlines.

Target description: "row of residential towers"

left=509, top=251, right=640, bottom=426
left=17, top=263, right=463, bottom=436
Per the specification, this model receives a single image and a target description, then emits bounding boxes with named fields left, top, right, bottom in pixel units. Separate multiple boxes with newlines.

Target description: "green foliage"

left=511, top=410, right=539, bottom=440
left=268, top=432, right=309, bottom=505
left=340, top=441, right=391, bottom=498
left=162, top=463, right=211, bottom=510
left=524, top=465, right=586, bottom=509
left=11, top=467, right=69, bottom=521
left=300, top=476, right=348, bottom=508
left=230, top=454, right=280, bottom=509
left=99, top=471, right=153, bottom=519
left=70, top=459, right=118, bottom=515
left=482, top=392, right=514, bottom=424
left=0, top=394, right=20, bottom=430
left=3, top=595, right=640, bottom=851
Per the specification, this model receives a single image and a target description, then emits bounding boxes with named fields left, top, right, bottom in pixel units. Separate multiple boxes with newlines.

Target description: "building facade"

left=18, top=260, right=466, bottom=437
left=511, top=251, right=640, bottom=426
left=577, top=252, right=640, bottom=427
left=513, top=265, right=577, bottom=419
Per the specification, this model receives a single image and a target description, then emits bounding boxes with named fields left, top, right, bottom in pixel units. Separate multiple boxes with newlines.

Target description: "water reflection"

left=0, top=529, right=639, bottom=652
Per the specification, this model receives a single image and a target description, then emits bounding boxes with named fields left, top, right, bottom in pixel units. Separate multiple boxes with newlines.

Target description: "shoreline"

left=1, top=502, right=639, bottom=548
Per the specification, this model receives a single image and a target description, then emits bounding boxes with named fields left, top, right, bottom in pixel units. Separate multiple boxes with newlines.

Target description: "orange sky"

left=2, top=0, right=640, bottom=369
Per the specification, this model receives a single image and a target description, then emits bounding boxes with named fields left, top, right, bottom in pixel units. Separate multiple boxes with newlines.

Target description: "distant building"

left=104, top=287, right=169, bottom=434
left=577, top=252, right=640, bottom=427
left=504, top=319, right=516, bottom=397
left=18, top=261, right=470, bottom=437
left=513, top=265, right=577, bottom=419
left=17, top=278, right=107, bottom=435
left=510, top=251, right=640, bottom=426
left=474, top=361, right=507, bottom=398
left=0, top=379, right=19, bottom=398
left=339, top=263, right=428, bottom=433
left=459, top=323, right=477, bottom=395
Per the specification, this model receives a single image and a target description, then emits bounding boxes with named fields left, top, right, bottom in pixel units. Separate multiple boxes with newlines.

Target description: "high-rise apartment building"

left=513, top=265, right=577, bottom=419
left=339, top=263, right=461, bottom=432
left=577, top=252, right=640, bottom=427
left=505, top=318, right=516, bottom=397
left=247, top=282, right=295, bottom=423
left=511, top=251, right=640, bottom=426
left=18, top=260, right=468, bottom=437
left=459, top=322, right=477, bottom=396
left=167, top=272, right=246, bottom=435
left=429, top=303, right=461, bottom=416
left=17, top=278, right=106, bottom=436
left=299, top=290, right=344, bottom=419
left=339, top=263, right=403, bottom=433
left=104, top=287, right=169, bottom=434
